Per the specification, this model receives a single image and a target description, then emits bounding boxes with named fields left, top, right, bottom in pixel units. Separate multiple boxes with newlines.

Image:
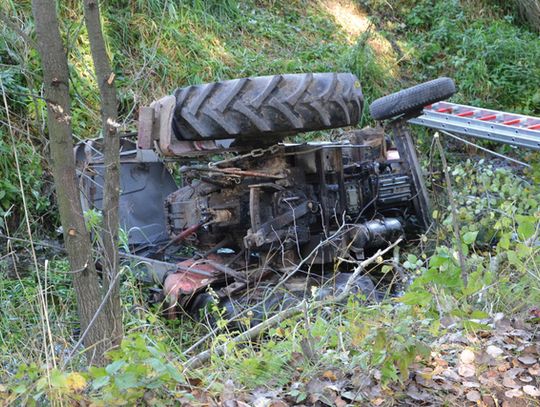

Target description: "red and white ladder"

left=408, top=102, right=540, bottom=150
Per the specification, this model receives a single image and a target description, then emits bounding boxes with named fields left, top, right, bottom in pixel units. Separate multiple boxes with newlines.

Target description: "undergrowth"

left=0, top=0, right=539, bottom=405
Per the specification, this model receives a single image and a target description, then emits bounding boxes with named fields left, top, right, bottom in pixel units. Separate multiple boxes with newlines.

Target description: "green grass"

left=362, top=0, right=540, bottom=114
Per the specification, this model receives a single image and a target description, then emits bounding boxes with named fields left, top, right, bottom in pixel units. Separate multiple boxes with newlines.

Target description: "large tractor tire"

left=171, top=72, right=364, bottom=140
left=369, top=77, right=456, bottom=121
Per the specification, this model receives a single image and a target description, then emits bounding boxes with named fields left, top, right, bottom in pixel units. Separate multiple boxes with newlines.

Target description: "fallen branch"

left=183, top=238, right=402, bottom=370
left=181, top=224, right=352, bottom=356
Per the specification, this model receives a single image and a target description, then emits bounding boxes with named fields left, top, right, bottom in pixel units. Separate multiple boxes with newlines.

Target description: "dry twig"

left=183, top=238, right=402, bottom=370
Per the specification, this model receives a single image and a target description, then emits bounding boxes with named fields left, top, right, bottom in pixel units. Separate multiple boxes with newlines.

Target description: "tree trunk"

left=31, top=0, right=113, bottom=365
left=83, top=0, right=122, bottom=346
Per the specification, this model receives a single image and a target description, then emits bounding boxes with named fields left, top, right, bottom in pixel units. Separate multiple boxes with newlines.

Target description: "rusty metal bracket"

left=137, top=96, right=223, bottom=158
left=390, top=118, right=432, bottom=230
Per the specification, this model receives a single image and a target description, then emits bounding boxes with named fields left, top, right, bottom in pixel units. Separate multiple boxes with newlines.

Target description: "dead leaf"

left=66, top=373, right=86, bottom=392
left=466, top=390, right=481, bottom=402
left=522, top=385, right=540, bottom=397
left=340, top=390, right=364, bottom=402
left=221, top=379, right=236, bottom=402
left=506, top=367, right=525, bottom=379
left=479, top=371, right=499, bottom=386
left=432, top=364, right=445, bottom=375
left=466, top=334, right=480, bottom=344
left=368, top=385, right=382, bottom=398
left=518, top=375, right=533, bottom=383
left=486, top=345, right=504, bottom=358
left=350, top=371, right=372, bottom=389
left=504, top=388, right=523, bottom=398
left=322, top=370, right=337, bottom=381
left=462, top=381, right=480, bottom=388
left=482, top=395, right=496, bottom=407
left=251, top=389, right=283, bottom=407
left=502, top=376, right=521, bottom=389
left=442, top=369, right=461, bottom=382
left=498, top=362, right=511, bottom=372
left=224, top=401, right=250, bottom=407
left=434, top=357, right=448, bottom=368
left=406, top=384, right=432, bottom=402
left=528, top=364, right=540, bottom=376
left=521, top=344, right=538, bottom=355
left=460, top=349, right=476, bottom=364
left=458, top=363, right=476, bottom=378
left=518, top=356, right=537, bottom=365
left=417, top=367, right=434, bottom=380
left=371, top=398, right=385, bottom=406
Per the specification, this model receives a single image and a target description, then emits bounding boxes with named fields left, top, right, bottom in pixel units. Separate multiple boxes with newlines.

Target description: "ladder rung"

left=408, top=102, right=540, bottom=150
left=502, top=118, right=521, bottom=126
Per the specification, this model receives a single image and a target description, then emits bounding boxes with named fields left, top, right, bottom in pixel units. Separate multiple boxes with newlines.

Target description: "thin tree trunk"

left=31, top=0, right=112, bottom=365
left=83, top=0, right=122, bottom=346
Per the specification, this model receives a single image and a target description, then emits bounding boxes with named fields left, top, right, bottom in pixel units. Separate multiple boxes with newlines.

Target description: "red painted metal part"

left=163, top=255, right=224, bottom=318
left=502, top=118, right=521, bottom=126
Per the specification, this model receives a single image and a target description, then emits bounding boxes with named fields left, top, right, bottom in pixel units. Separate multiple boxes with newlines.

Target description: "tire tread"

left=172, top=72, right=364, bottom=140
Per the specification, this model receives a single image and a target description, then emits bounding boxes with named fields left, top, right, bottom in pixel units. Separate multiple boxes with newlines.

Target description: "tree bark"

left=83, top=0, right=122, bottom=346
left=31, top=0, right=112, bottom=365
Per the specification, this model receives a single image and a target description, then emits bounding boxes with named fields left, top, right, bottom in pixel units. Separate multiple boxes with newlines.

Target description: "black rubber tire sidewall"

left=369, top=77, right=456, bottom=121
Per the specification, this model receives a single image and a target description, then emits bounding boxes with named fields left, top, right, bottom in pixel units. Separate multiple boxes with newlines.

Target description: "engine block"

left=164, top=128, right=420, bottom=268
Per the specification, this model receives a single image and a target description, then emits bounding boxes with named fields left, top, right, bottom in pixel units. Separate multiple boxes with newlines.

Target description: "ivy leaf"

left=92, top=375, right=110, bottom=390
left=114, top=372, right=139, bottom=390
left=381, top=265, right=393, bottom=273
left=463, top=231, right=478, bottom=245
left=105, top=360, right=126, bottom=375
left=498, top=234, right=510, bottom=250
left=469, top=310, right=489, bottom=319
left=517, top=220, right=536, bottom=240
left=399, top=291, right=432, bottom=307
left=13, top=384, right=27, bottom=394
left=507, top=251, right=519, bottom=266
left=50, top=369, right=68, bottom=389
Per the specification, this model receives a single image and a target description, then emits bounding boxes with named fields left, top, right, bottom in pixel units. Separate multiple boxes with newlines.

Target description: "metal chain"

left=208, top=144, right=281, bottom=168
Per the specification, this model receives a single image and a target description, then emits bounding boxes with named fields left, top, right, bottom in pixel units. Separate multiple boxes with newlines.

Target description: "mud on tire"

left=172, top=72, right=364, bottom=140
left=369, top=77, right=456, bottom=121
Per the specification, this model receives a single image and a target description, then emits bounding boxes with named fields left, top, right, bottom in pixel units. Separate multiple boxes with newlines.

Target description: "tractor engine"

left=164, top=128, right=415, bottom=270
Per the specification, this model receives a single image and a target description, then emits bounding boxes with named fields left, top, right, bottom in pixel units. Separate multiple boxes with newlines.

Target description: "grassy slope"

left=0, top=0, right=539, bottom=404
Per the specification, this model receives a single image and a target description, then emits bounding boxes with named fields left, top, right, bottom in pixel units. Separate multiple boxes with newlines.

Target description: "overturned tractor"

left=77, top=73, right=456, bottom=323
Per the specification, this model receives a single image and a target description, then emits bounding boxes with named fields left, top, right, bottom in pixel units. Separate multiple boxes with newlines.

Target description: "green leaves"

left=399, top=291, right=433, bottom=307
left=516, top=215, right=537, bottom=240
left=462, top=231, right=478, bottom=245
left=79, top=334, right=187, bottom=404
